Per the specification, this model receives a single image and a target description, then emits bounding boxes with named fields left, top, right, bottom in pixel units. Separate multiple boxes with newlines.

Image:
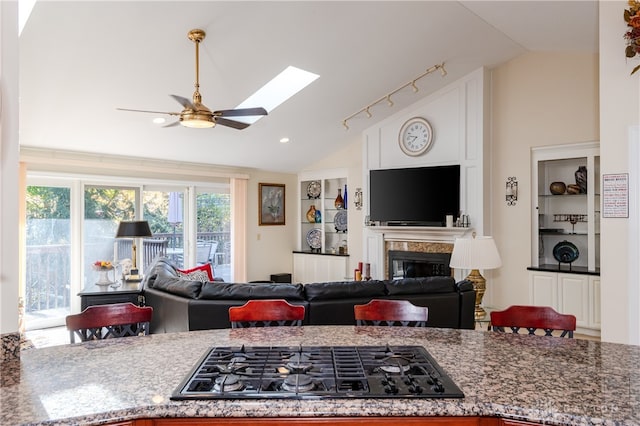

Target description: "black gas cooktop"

left=171, top=345, right=464, bottom=400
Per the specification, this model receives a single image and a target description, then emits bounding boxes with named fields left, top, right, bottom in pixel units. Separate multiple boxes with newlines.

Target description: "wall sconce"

left=354, top=188, right=363, bottom=210
left=506, top=177, right=517, bottom=206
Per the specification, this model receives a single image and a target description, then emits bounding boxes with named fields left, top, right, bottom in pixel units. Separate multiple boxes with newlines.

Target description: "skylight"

left=234, top=66, right=319, bottom=124
left=19, top=0, right=37, bottom=36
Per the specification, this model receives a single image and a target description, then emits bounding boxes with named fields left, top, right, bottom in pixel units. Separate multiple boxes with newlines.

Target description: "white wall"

left=245, top=171, right=298, bottom=282
left=488, top=51, right=599, bottom=310
left=599, top=1, right=640, bottom=345
left=0, top=1, right=20, bottom=336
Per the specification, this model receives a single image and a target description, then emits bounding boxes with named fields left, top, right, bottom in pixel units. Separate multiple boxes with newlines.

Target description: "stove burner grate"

left=172, top=345, right=464, bottom=400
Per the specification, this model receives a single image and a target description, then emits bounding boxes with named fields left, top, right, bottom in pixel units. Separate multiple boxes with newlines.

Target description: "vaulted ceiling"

left=19, top=1, right=598, bottom=174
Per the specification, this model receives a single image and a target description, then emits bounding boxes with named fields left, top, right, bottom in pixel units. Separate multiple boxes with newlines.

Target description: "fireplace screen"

left=388, top=251, right=451, bottom=279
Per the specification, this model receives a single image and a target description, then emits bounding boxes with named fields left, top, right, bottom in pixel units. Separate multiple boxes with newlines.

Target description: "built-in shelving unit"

left=531, top=143, right=600, bottom=272
left=295, top=169, right=349, bottom=283
left=529, top=142, right=600, bottom=336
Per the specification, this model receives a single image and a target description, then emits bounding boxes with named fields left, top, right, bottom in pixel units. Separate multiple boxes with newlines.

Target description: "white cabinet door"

left=589, top=276, right=601, bottom=328
left=529, top=271, right=558, bottom=308
left=558, top=273, right=589, bottom=328
left=293, top=253, right=348, bottom=283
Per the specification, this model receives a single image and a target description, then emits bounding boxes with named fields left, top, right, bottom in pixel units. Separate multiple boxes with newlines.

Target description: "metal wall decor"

left=505, top=177, right=518, bottom=206
left=553, top=214, right=587, bottom=234
left=354, top=188, right=363, bottom=210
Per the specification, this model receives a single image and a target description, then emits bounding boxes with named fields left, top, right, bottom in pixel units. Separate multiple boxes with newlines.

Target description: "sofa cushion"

left=304, top=280, right=386, bottom=301
left=143, top=257, right=178, bottom=289
left=198, top=282, right=305, bottom=300
left=151, top=276, right=203, bottom=299
left=385, top=276, right=455, bottom=296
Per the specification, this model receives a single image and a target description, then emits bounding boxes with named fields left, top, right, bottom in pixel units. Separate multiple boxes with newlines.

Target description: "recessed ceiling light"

left=153, top=117, right=166, bottom=125
left=280, top=137, right=290, bottom=144
left=234, top=66, right=319, bottom=124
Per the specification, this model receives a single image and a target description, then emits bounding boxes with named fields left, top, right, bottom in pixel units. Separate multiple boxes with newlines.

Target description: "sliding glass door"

left=24, top=176, right=233, bottom=331
left=83, top=185, right=138, bottom=288
left=25, top=184, right=72, bottom=329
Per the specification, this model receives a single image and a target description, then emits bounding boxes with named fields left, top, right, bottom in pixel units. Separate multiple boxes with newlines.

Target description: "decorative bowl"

left=553, top=240, right=579, bottom=264
left=549, top=181, right=566, bottom=195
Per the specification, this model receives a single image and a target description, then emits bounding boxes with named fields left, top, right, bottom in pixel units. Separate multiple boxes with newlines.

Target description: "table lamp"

left=449, top=232, right=502, bottom=320
left=115, top=220, right=152, bottom=281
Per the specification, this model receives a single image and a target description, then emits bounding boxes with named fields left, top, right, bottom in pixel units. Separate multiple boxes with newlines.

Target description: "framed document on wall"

left=602, top=173, right=629, bottom=218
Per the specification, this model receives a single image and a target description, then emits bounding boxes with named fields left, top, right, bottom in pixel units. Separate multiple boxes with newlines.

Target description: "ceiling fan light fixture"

left=181, top=117, right=215, bottom=128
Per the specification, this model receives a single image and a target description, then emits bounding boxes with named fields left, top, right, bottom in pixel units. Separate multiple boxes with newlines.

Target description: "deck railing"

left=25, top=232, right=230, bottom=314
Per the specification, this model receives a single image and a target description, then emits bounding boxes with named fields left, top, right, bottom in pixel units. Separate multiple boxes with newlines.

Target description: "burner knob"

left=408, top=384, right=423, bottom=394
left=381, top=377, right=396, bottom=386
left=432, top=379, right=445, bottom=393
left=383, top=384, right=398, bottom=394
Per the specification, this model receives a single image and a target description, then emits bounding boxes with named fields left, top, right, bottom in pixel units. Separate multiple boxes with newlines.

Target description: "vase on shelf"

left=343, top=185, right=348, bottom=209
left=334, top=189, right=344, bottom=209
left=315, top=208, right=322, bottom=223
left=306, top=205, right=317, bottom=223
left=575, top=166, right=587, bottom=194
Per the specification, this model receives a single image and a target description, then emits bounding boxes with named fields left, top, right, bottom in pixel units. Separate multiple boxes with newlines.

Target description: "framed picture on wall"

left=259, top=183, right=285, bottom=226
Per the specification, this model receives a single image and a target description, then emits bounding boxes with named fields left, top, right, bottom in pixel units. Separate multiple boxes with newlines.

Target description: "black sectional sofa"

left=143, top=257, right=476, bottom=333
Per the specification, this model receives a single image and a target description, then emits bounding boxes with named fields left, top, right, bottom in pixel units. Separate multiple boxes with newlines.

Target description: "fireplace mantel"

left=364, top=226, right=474, bottom=280
left=365, top=226, right=473, bottom=242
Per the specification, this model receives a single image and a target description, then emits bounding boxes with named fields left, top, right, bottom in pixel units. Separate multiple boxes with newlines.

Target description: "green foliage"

left=84, top=187, right=135, bottom=220
left=197, top=193, right=230, bottom=232
left=26, top=186, right=70, bottom=219
left=27, top=186, right=229, bottom=235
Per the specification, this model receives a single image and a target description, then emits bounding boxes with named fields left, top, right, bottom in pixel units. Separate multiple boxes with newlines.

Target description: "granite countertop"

left=2, top=326, right=639, bottom=425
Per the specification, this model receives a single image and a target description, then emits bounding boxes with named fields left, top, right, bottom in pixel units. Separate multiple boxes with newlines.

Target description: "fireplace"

left=388, top=250, right=452, bottom=279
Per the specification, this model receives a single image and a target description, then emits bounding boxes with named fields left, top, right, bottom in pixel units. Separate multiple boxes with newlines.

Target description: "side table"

left=78, top=281, right=144, bottom=311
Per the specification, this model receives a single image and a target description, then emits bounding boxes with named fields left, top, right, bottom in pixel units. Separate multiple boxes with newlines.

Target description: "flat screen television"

left=369, top=165, right=460, bottom=226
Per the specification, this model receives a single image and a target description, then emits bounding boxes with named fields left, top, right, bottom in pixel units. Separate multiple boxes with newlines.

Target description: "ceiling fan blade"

left=163, top=120, right=181, bottom=128
left=117, top=107, right=180, bottom=116
left=215, top=117, right=251, bottom=130
left=214, top=107, right=268, bottom=117
left=170, top=94, right=195, bottom=109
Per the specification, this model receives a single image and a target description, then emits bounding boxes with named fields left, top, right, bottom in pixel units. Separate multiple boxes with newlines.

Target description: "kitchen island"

left=1, top=326, right=638, bottom=425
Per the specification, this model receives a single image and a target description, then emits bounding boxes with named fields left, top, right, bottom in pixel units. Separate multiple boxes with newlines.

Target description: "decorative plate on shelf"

left=334, top=209, right=348, bottom=232
left=306, top=228, right=322, bottom=250
left=552, top=240, right=579, bottom=264
left=307, top=181, right=321, bottom=199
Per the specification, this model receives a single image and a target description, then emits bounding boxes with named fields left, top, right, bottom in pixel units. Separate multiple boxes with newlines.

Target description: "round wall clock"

left=398, top=117, right=433, bottom=156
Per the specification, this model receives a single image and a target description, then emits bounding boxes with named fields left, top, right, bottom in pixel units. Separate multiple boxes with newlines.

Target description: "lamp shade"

left=449, top=235, right=502, bottom=270
left=115, top=220, right=152, bottom=238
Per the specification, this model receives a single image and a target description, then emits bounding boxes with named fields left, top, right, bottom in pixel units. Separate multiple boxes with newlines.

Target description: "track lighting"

left=342, top=62, right=446, bottom=130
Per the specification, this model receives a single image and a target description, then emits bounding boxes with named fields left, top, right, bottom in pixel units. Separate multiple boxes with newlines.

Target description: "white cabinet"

left=558, top=274, right=590, bottom=328
left=529, top=271, right=558, bottom=308
left=296, top=169, right=350, bottom=283
left=293, top=253, right=349, bottom=284
left=528, top=270, right=600, bottom=333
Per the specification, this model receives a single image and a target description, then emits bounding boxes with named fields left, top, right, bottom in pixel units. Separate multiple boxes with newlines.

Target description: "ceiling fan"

left=117, top=29, right=267, bottom=130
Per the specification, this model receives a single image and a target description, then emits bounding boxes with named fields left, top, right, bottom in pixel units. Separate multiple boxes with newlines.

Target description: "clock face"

left=399, top=117, right=433, bottom=156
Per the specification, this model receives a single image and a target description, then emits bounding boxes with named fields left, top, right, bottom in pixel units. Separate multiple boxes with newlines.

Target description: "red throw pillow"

left=177, top=263, right=214, bottom=282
